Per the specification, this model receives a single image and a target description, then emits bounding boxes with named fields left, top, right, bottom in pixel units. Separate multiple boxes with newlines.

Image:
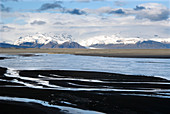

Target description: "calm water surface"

left=0, top=53, right=170, bottom=80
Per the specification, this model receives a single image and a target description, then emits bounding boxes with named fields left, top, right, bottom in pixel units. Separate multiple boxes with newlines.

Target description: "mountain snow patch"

left=14, top=33, right=73, bottom=45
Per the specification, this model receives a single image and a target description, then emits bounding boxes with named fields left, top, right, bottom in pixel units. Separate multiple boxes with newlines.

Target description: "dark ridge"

left=0, top=43, right=29, bottom=48
left=18, top=41, right=86, bottom=49
left=0, top=57, right=6, bottom=60
left=41, top=41, right=59, bottom=48
left=19, top=70, right=169, bottom=82
left=0, top=100, right=63, bottom=114
left=58, top=42, right=85, bottom=48
left=19, top=42, right=43, bottom=48
left=0, top=57, right=15, bottom=60
left=1, top=67, right=170, bottom=113
left=0, top=68, right=170, bottom=113
left=0, top=87, right=170, bottom=114
left=17, top=54, right=40, bottom=57
left=49, top=80, right=170, bottom=89
left=0, top=67, right=7, bottom=76
left=0, top=41, right=86, bottom=49
left=0, top=57, right=9, bottom=60
left=90, top=40, right=170, bottom=49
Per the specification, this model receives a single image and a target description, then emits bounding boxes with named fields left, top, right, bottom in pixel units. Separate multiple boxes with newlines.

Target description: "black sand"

left=0, top=57, right=14, bottom=60
left=0, top=67, right=170, bottom=114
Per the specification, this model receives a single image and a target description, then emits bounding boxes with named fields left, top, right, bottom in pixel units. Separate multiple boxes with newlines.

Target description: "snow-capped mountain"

left=4, top=33, right=169, bottom=49
left=13, top=33, right=85, bottom=48
left=79, top=35, right=141, bottom=46
left=14, top=33, right=73, bottom=45
left=90, top=40, right=170, bottom=49
left=79, top=35, right=170, bottom=47
left=150, top=38, right=170, bottom=44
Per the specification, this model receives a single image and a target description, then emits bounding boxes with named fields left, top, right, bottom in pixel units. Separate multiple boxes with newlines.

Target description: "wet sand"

left=0, top=66, right=170, bottom=113
left=1, top=48, right=170, bottom=58
left=0, top=100, right=63, bottom=114
left=0, top=57, right=14, bottom=60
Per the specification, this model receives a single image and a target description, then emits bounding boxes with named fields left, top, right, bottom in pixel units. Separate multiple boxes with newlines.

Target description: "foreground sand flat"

left=1, top=48, right=170, bottom=58
left=0, top=51, right=170, bottom=113
left=0, top=66, right=170, bottom=113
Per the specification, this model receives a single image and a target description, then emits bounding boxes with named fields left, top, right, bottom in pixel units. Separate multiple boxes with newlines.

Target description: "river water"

left=1, top=53, right=170, bottom=113
left=0, top=53, right=170, bottom=80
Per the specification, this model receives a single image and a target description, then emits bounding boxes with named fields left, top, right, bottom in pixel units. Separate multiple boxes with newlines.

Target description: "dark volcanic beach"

left=0, top=64, right=170, bottom=114
left=1, top=0, right=170, bottom=113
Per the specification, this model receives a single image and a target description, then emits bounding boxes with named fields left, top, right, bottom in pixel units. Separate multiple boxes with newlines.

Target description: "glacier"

left=13, top=33, right=170, bottom=47
left=14, top=33, right=73, bottom=45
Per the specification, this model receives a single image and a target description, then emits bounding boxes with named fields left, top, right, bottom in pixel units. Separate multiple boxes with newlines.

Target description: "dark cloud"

left=133, top=4, right=169, bottom=21
left=38, top=1, right=63, bottom=11
left=54, top=22, right=65, bottom=25
left=134, top=6, right=146, bottom=11
left=106, top=4, right=169, bottom=21
left=65, top=9, right=86, bottom=15
left=0, top=4, right=11, bottom=12
left=30, top=20, right=46, bottom=25
left=54, top=21, right=73, bottom=25
left=109, top=9, right=125, bottom=15
left=136, top=10, right=169, bottom=21
left=114, top=1, right=126, bottom=6
left=0, top=26, right=15, bottom=32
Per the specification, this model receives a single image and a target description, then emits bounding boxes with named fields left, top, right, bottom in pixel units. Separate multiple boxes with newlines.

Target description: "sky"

left=0, top=0, right=170, bottom=43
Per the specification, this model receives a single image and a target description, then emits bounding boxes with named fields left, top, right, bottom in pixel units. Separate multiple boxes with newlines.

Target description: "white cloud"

left=0, top=3, right=170, bottom=43
left=132, top=3, right=170, bottom=21
left=80, top=3, right=170, bottom=22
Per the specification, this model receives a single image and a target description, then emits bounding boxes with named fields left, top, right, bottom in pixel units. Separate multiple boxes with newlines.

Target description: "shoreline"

left=0, top=66, right=170, bottom=113
left=1, top=48, right=170, bottom=58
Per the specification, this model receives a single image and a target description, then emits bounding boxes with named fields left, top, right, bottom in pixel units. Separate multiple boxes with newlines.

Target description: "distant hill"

left=1, top=33, right=170, bottom=49
left=0, top=43, right=29, bottom=48
left=0, top=42, right=85, bottom=49
left=1, top=40, right=170, bottom=49
left=12, top=33, right=85, bottom=49
left=58, top=42, right=85, bottom=48
left=18, top=41, right=85, bottom=49
left=79, top=35, right=170, bottom=47
left=90, top=40, right=170, bottom=49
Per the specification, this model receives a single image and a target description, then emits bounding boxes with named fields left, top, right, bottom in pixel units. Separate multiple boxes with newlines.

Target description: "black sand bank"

left=0, top=67, right=170, bottom=114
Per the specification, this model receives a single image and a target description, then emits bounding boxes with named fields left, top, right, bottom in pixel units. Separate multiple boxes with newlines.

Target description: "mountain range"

left=90, top=40, right=170, bottom=49
left=1, top=33, right=170, bottom=49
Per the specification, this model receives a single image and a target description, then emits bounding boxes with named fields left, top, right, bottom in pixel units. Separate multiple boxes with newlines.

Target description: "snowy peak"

left=13, top=33, right=170, bottom=49
left=79, top=35, right=170, bottom=47
left=79, top=35, right=143, bottom=46
left=13, top=33, right=85, bottom=49
left=14, top=33, right=73, bottom=45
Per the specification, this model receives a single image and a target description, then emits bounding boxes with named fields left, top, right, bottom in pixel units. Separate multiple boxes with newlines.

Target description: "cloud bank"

left=0, top=1, right=169, bottom=43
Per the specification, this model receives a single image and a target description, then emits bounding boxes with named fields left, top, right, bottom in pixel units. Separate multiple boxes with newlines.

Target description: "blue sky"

left=3, top=0, right=169, bottom=11
left=0, top=0, right=170, bottom=43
